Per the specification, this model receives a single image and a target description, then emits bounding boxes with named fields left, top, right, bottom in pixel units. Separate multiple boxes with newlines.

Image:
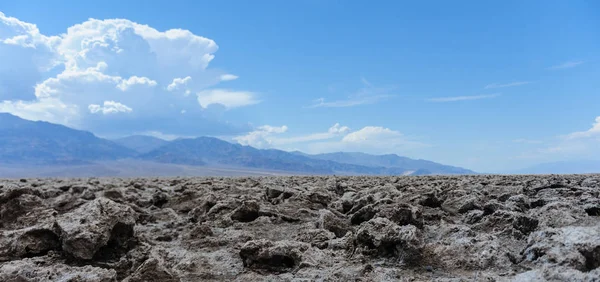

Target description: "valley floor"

left=1, top=175, right=600, bottom=281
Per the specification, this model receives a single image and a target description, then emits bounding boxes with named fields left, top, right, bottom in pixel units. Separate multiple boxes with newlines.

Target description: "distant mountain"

left=114, top=135, right=169, bottom=154
left=0, top=113, right=477, bottom=175
left=0, top=113, right=136, bottom=165
left=140, top=137, right=330, bottom=173
left=513, top=160, right=600, bottom=174
left=301, top=152, right=475, bottom=175
left=140, top=137, right=432, bottom=175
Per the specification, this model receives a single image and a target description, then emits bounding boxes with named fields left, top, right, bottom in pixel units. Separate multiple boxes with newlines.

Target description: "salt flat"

left=1, top=175, right=600, bottom=281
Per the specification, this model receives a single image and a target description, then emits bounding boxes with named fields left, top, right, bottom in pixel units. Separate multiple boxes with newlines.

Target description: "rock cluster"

left=1, top=174, right=599, bottom=281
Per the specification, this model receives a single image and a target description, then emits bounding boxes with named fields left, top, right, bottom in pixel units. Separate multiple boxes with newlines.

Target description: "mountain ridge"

left=0, top=113, right=137, bottom=165
left=0, top=113, right=476, bottom=175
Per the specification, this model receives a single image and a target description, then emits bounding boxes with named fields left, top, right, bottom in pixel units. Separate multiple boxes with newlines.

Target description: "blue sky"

left=0, top=0, right=599, bottom=172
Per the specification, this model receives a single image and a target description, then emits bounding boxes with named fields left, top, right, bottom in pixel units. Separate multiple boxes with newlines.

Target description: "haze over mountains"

left=0, top=113, right=478, bottom=177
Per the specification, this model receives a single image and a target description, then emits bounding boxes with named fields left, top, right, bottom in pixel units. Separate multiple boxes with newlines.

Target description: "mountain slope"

left=0, top=113, right=476, bottom=175
left=141, top=137, right=322, bottom=172
left=140, top=137, right=422, bottom=175
left=0, top=113, right=136, bottom=165
left=305, top=152, right=475, bottom=175
left=140, top=137, right=475, bottom=175
left=114, top=135, right=169, bottom=154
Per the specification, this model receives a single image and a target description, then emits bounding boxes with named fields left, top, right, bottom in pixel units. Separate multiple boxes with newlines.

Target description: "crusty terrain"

left=1, top=175, right=600, bottom=281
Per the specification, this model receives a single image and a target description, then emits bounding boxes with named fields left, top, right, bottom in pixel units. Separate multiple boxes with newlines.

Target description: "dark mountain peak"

left=0, top=114, right=136, bottom=165
left=0, top=112, right=17, bottom=118
left=0, top=113, right=32, bottom=127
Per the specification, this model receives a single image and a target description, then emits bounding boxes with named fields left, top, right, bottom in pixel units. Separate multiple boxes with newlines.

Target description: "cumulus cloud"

left=274, top=123, right=350, bottom=144
left=340, top=126, right=425, bottom=150
left=0, top=98, right=78, bottom=125
left=233, top=123, right=352, bottom=149
left=564, top=116, right=600, bottom=140
left=233, top=125, right=288, bottom=148
left=0, top=12, right=258, bottom=136
left=328, top=123, right=350, bottom=134
left=0, top=12, right=60, bottom=100
left=233, top=123, right=425, bottom=154
left=0, top=11, right=59, bottom=50
left=197, top=89, right=259, bottom=109
left=167, top=76, right=192, bottom=92
left=88, top=101, right=132, bottom=114
left=117, top=76, right=157, bottom=91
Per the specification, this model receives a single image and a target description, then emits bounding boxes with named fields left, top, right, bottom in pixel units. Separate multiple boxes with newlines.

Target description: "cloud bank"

left=0, top=12, right=257, bottom=136
left=233, top=123, right=427, bottom=154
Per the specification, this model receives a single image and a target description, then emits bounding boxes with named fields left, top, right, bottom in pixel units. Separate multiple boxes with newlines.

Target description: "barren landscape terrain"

left=1, top=175, right=600, bottom=281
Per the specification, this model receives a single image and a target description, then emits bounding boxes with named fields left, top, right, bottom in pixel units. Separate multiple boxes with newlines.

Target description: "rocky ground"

left=1, top=175, right=600, bottom=281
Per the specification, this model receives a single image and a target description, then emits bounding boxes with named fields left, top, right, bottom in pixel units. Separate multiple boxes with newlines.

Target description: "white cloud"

left=275, top=123, right=350, bottom=144
left=0, top=98, right=78, bottom=125
left=343, top=126, right=402, bottom=143
left=306, top=126, right=428, bottom=155
left=0, top=11, right=59, bottom=50
left=233, top=123, right=426, bottom=155
left=233, top=125, right=288, bottom=149
left=0, top=12, right=257, bottom=136
left=548, top=60, right=584, bottom=70
left=197, top=89, right=259, bottom=109
left=564, top=116, right=600, bottom=140
left=328, top=123, right=350, bottom=134
left=427, top=94, right=500, bottom=102
left=485, top=81, right=532, bottom=89
left=167, top=76, right=192, bottom=91
left=117, top=76, right=157, bottom=91
left=220, top=74, right=239, bottom=81
left=88, top=101, right=132, bottom=114
left=233, top=123, right=351, bottom=149
left=257, top=125, right=288, bottom=134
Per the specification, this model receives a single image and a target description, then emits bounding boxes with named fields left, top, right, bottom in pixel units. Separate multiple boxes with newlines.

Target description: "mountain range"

left=0, top=113, right=477, bottom=176
left=0, top=113, right=136, bottom=165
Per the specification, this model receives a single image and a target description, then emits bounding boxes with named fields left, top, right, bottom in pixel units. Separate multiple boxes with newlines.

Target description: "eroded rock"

left=1, top=175, right=599, bottom=281
left=354, top=217, right=423, bottom=262
left=239, top=239, right=309, bottom=273
left=0, top=257, right=117, bottom=282
left=523, top=224, right=600, bottom=272
left=54, top=198, right=136, bottom=260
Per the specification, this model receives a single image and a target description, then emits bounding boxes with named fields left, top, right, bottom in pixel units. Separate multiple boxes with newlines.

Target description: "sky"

left=0, top=0, right=599, bottom=172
